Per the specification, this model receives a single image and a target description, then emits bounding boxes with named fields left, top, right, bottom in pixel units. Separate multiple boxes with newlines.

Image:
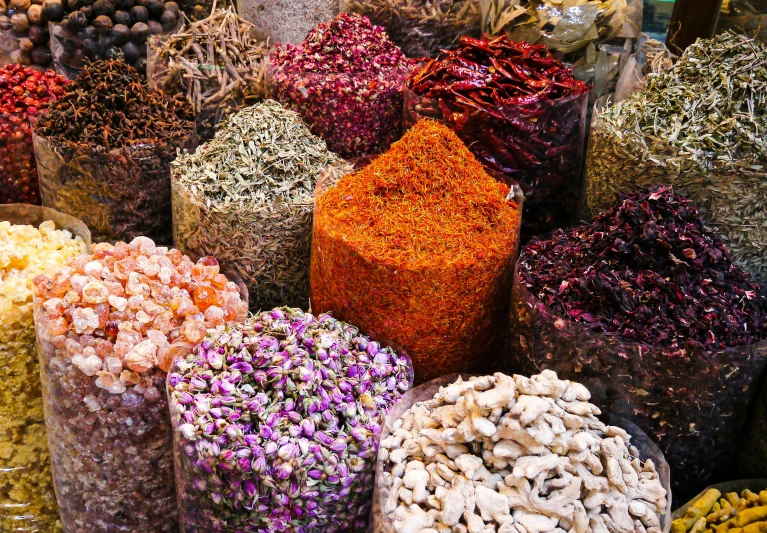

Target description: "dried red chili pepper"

left=405, top=35, right=590, bottom=242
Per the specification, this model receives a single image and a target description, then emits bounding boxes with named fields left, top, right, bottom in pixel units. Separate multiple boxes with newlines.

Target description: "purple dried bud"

left=243, top=479, right=257, bottom=498
left=264, top=441, right=278, bottom=455
left=192, top=477, right=206, bottom=491
left=275, top=463, right=293, bottom=480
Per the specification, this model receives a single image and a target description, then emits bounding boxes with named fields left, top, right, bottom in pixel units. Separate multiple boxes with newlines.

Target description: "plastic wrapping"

left=613, top=39, right=676, bottom=103
left=0, top=204, right=89, bottom=533
left=506, top=267, right=767, bottom=500
left=369, top=374, right=673, bottom=533
left=405, top=89, right=588, bottom=241
left=34, top=131, right=197, bottom=244
left=340, top=0, right=482, bottom=58
left=236, top=0, right=338, bottom=45
left=0, top=7, right=52, bottom=68
left=716, top=1, right=767, bottom=42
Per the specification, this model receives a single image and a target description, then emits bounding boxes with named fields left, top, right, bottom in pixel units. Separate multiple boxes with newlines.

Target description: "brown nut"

left=26, top=3, right=41, bottom=23
left=10, top=12, right=29, bottom=32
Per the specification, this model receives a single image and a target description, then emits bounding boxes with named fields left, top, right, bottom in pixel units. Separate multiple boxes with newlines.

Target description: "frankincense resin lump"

left=32, top=236, right=247, bottom=533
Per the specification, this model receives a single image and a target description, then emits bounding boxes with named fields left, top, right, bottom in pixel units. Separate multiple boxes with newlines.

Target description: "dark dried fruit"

left=129, top=4, right=147, bottom=22
left=27, top=24, right=47, bottom=44
left=67, top=10, right=88, bottom=28
left=112, top=9, right=130, bottom=25
left=121, top=40, right=140, bottom=62
left=111, top=23, right=130, bottom=44
left=147, top=19, right=161, bottom=34
left=92, top=0, right=114, bottom=15
left=92, top=14, right=113, bottom=33
left=130, top=20, right=148, bottom=42
left=41, top=1, right=65, bottom=22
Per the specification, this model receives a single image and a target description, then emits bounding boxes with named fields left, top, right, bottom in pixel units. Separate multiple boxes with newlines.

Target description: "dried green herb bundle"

left=148, top=6, right=269, bottom=141
left=586, top=32, right=767, bottom=281
left=172, top=99, right=349, bottom=311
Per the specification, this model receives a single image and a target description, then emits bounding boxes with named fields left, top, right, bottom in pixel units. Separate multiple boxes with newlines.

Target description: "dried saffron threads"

left=406, top=35, right=590, bottom=242
left=311, top=120, right=523, bottom=384
left=507, top=186, right=767, bottom=498
left=270, top=13, right=418, bottom=159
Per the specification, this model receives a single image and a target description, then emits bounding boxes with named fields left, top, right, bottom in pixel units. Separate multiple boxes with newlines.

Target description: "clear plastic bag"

left=404, top=88, right=588, bottom=242
left=340, top=0, right=482, bottom=58
left=0, top=7, right=52, bottom=68
left=0, top=204, right=89, bottom=533
left=369, top=374, right=673, bottom=533
left=716, top=0, right=767, bottom=42
left=34, top=132, right=197, bottom=244
left=237, top=0, right=338, bottom=45
left=505, top=267, right=767, bottom=501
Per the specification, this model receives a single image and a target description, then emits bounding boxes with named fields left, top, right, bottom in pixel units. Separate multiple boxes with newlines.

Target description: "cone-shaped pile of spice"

left=310, top=120, right=523, bottom=383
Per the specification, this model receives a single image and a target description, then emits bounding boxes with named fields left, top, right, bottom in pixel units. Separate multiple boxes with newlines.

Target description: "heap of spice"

left=508, top=186, right=767, bottom=498
left=340, top=0, right=482, bottom=58
left=270, top=13, right=417, bottom=159
left=168, top=308, right=413, bottom=532
left=237, top=0, right=338, bottom=45
left=310, top=119, right=522, bottom=384
left=0, top=211, right=85, bottom=533
left=33, top=236, right=247, bottom=533
left=172, top=100, right=350, bottom=311
left=586, top=32, right=767, bottom=282
left=148, top=6, right=268, bottom=141
left=672, top=487, right=767, bottom=533
left=0, top=65, right=68, bottom=205
left=406, top=35, right=590, bottom=242
left=34, top=59, right=196, bottom=244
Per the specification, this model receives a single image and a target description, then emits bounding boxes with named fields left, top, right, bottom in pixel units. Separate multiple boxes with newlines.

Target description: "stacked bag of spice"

left=237, top=0, right=338, bottom=45
left=340, top=0, right=482, bottom=58
left=34, top=59, right=196, bottom=244
left=586, top=32, right=767, bottom=283
left=269, top=13, right=418, bottom=160
left=32, top=236, right=247, bottom=533
left=311, top=120, right=523, bottom=384
left=405, top=35, right=590, bottom=242
left=0, top=65, right=68, bottom=205
left=506, top=186, right=767, bottom=499
left=482, top=0, right=642, bottom=101
left=172, top=100, right=351, bottom=311
left=148, top=6, right=269, bottom=142
left=167, top=307, right=413, bottom=531
left=0, top=205, right=87, bottom=533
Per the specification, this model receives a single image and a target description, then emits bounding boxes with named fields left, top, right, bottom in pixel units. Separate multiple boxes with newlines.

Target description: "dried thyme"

left=172, top=99, right=350, bottom=311
left=148, top=6, right=268, bottom=141
left=585, top=32, right=767, bottom=282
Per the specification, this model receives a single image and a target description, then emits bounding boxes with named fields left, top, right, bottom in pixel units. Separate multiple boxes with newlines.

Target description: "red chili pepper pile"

left=0, top=65, right=68, bottom=205
left=405, top=35, right=590, bottom=241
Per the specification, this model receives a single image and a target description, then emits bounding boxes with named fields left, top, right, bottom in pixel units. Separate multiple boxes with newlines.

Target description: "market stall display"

left=34, top=59, right=196, bottom=244
left=32, top=236, right=247, bottom=533
left=270, top=13, right=417, bottom=159
left=0, top=65, right=68, bottom=205
left=236, top=0, right=337, bottom=46
left=168, top=307, right=413, bottom=532
left=372, top=371, right=671, bottom=533
left=172, top=100, right=350, bottom=311
left=0, top=204, right=87, bottom=533
left=507, top=187, right=767, bottom=499
left=310, top=120, right=522, bottom=383
left=147, top=6, right=268, bottom=142
left=340, top=0, right=482, bottom=58
left=405, top=35, right=589, bottom=242
left=672, top=481, right=767, bottom=532
left=482, top=0, right=642, bottom=101
left=585, top=32, right=767, bottom=282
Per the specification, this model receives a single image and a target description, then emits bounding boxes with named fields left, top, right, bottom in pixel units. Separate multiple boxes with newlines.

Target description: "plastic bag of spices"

left=340, top=0, right=482, bottom=58
left=506, top=188, right=767, bottom=501
left=370, top=373, right=672, bottom=533
left=0, top=204, right=88, bottom=533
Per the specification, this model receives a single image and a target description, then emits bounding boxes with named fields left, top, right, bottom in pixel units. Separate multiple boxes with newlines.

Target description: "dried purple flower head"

left=168, top=307, right=413, bottom=532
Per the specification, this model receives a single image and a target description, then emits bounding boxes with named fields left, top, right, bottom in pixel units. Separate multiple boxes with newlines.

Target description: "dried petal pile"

left=168, top=307, right=413, bottom=532
left=310, top=120, right=522, bottom=383
left=406, top=35, right=589, bottom=241
left=33, top=236, right=247, bottom=533
left=270, top=13, right=417, bottom=159
left=586, top=32, right=767, bottom=281
left=34, top=59, right=196, bottom=243
left=375, top=371, right=668, bottom=533
left=172, top=100, right=350, bottom=311
left=0, top=214, right=85, bottom=533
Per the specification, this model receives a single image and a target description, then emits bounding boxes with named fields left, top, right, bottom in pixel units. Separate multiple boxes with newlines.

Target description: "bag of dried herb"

left=311, top=120, right=523, bottom=384
left=0, top=204, right=88, bottom=533
left=340, top=0, right=482, bottom=58
left=172, top=99, right=350, bottom=311
left=269, top=13, right=418, bottom=160
left=33, top=59, right=196, bottom=244
left=585, top=32, right=767, bottom=283
left=0, top=65, right=69, bottom=205
left=168, top=307, right=413, bottom=532
left=32, top=236, right=247, bottom=533
left=481, top=0, right=643, bottom=102
left=147, top=6, right=268, bottom=142
left=237, top=0, right=338, bottom=46
left=405, top=35, right=589, bottom=243
left=507, top=186, right=767, bottom=500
